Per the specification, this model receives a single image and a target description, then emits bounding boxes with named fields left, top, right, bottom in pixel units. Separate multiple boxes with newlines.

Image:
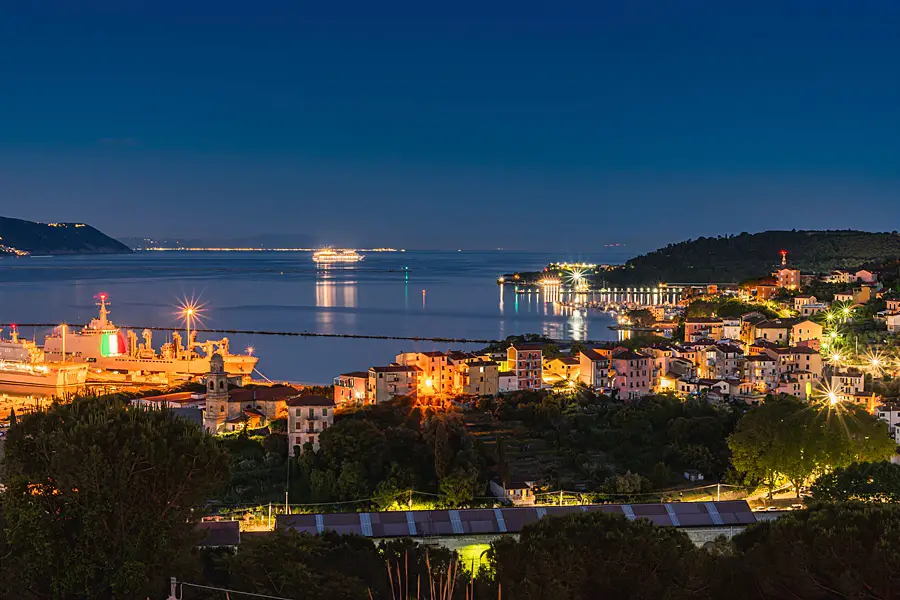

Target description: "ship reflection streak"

left=315, top=273, right=358, bottom=333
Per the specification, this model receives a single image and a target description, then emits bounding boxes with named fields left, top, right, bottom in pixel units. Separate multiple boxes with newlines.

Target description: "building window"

left=322, top=407, right=328, bottom=416
left=308, top=408, right=315, bottom=418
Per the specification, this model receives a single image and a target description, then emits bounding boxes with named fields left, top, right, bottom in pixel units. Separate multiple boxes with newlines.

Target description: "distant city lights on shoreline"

left=137, top=247, right=403, bottom=252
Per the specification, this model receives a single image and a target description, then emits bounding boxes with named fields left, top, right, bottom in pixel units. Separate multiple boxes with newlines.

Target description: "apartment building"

left=831, top=370, right=865, bottom=397
left=458, top=360, right=500, bottom=396
left=791, top=319, right=823, bottom=350
left=746, top=354, right=778, bottom=392
left=703, top=343, right=745, bottom=379
left=396, top=351, right=454, bottom=396
left=776, top=268, right=801, bottom=290
left=287, top=395, right=335, bottom=456
left=368, top=365, right=422, bottom=404
left=507, top=344, right=544, bottom=390
left=609, top=349, right=652, bottom=400
left=579, top=347, right=612, bottom=390
left=684, top=317, right=724, bottom=342
left=333, top=371, right=369, bottom=406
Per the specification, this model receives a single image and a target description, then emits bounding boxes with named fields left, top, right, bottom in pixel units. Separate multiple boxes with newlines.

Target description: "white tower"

left=203, top=353, right=229, bottom=433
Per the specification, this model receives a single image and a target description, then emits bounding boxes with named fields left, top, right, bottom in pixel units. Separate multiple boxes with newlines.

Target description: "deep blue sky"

left=1, top=0, right=898, bottom=252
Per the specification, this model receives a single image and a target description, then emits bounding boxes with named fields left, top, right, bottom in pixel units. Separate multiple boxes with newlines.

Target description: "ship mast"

left=98, top=293, right=110, bottom=328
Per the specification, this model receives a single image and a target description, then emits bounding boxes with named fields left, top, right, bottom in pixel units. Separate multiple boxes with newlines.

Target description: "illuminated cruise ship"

left=312, top=248, right=365, bottom=264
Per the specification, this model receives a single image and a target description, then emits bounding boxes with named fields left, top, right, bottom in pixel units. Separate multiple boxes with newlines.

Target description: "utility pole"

left=268, top=503, right=272, bottom=530
left=717, top=483, right=721, bottom=502
left=167, top=577, right=177, bottom=600
left=285, top=457, right=290, bottom=515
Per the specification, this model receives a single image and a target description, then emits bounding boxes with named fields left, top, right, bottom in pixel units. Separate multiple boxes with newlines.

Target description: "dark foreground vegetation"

left=2, top=396, right=900, bottom=599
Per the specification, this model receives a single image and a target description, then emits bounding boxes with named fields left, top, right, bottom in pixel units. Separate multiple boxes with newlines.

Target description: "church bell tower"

left=203, top=353, right=229, bottom=433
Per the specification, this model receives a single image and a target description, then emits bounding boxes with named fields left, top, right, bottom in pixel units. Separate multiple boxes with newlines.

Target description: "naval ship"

left=0, top=326, right=87, bottom=388
left=43, top=295, right=258, bottom=381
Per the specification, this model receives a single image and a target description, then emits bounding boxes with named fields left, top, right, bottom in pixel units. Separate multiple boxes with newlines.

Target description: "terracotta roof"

left=498, top=371, right=516, bottom=377
left=741, top=312, right=768, bottom=324
left=792, top=319, right=820, bottom=327
left=751, top=340, right=779, bottom=350
left=339, top=371, right=370, bottom=378
left=370, top=365, right=422, bottom=373
left=685, top=317, right=723, bottom=324
left=580, top=348, right=610, bottom=361
left=468, top=360, right=498, bottom=367
left=755, top=319, right=797, bottom=329
left=510, top=343, right=544, bottom=351
left=286, top=394, right=335, bottom=408
left=612, top=349, right=648, bottom=360
left=421, top=351, right=446, bottom=357
left=556, top=356, right=580, bottom=365
left=277, top=501, right=756, bottom=538
left=788, top=346, right=820, bottom=355
left=228, top=385, right=299, bottom=405
left=746, top=355, right=776, bottom=362
left=715, top=344, right=744, bottom=355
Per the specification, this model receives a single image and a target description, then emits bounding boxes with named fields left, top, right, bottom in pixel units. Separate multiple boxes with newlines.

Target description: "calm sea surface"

left=0, top=250, right=631, bottom=383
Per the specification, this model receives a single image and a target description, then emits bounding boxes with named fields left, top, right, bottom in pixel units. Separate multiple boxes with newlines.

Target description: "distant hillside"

left=603, top=230, right=900, bottom=285
left=0, top=217, right=130, bottom=256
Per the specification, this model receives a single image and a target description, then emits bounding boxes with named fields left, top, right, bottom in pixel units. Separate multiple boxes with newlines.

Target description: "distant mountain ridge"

left=603, top=230, right=900, bottom=285
left=0, top=217, right=130, bottom=256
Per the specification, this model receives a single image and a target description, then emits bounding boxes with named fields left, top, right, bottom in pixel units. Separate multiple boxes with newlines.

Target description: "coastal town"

left=4, top=1, right=900, bottom=594
left=75, top=248, right=897, bottom=529
left=290, top=253, right=900, bottom=443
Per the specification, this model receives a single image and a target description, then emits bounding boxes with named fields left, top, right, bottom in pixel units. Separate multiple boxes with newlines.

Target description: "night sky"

left=1, top=1, right=898, bottom=252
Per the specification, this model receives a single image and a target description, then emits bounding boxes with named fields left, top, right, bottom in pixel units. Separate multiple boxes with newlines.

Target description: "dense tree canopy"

left=297, top=400, right=482, bottom=508
left=481, top=503, right=900, bottom=600
left=603, top=230, right=900, bottom=285
left=0, top=397, right=231, bottom=600
left=727, top=503, right=900, bottom=599
left=195, top=531, right=466, bottom=600
left=488, top=511, right=712, bottom=600
left=728, top=396, right=895, bottom=497
left=476, top=391, right=742, bottom=493
left=809, top=461, right=900, bottom=503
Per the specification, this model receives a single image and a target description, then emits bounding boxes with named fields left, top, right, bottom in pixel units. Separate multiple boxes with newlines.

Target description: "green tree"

left=201, top=530, right=380, bottom=599
left=809, top=461, right=900, bottom=503
left=433, top=416, right=453, bottom=481
left=728, top=396, right=810, bottom=498
left=729, top=398, right=894, bottom=498
left=1, top=397, right=230, bottom=599
left=726, top=503, right=900, bottom=599
left=439, top=466, right=479, bottom=508
left=604, top=471, right=649, bottom=496
left=488, top=511, right=711, bottom=600
left=814, top=404, right=896, bottom=471
left=626, top=308, right=656, bottom=328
